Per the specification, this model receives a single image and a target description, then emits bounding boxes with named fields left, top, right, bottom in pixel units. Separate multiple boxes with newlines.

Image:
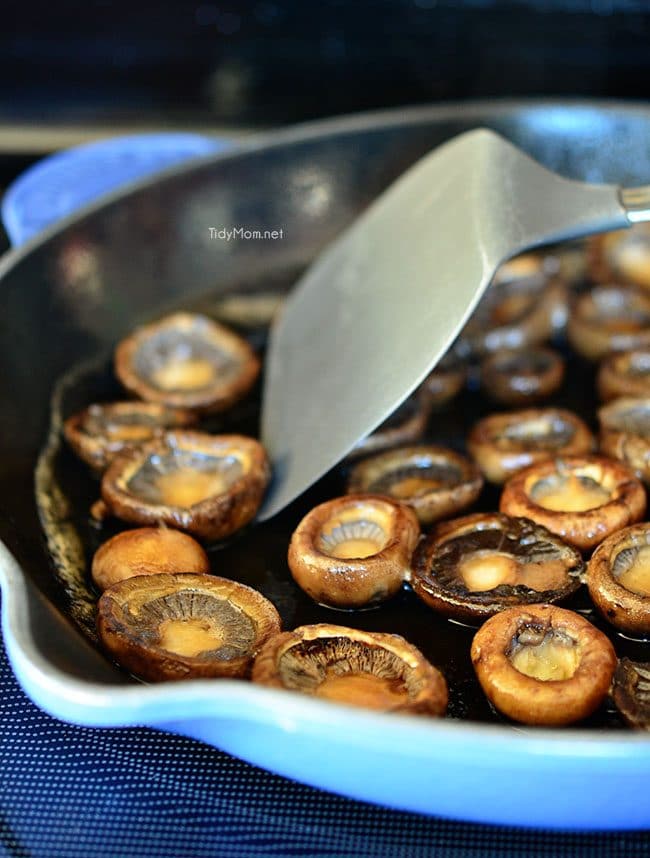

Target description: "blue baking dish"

left=2, top=101, right=650, bottom=830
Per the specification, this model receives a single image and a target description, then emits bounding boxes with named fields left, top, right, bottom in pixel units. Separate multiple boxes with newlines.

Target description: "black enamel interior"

left=4, top=102, right=650, bottom=725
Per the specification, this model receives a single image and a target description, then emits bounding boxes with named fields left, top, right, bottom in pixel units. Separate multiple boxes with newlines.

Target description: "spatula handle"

left=620, top=186, right=650, bottom=223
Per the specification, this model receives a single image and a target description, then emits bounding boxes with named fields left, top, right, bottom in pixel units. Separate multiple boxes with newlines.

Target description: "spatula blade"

left=259, top=128, right=626, bottom=520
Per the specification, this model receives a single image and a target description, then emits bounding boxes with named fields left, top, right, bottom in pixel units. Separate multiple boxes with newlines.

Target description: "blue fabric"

left=1, top=133, right=227, bottom=246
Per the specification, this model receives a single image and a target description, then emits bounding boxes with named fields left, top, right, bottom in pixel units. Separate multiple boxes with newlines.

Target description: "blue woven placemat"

left=1, top=621, right=649, bottom=858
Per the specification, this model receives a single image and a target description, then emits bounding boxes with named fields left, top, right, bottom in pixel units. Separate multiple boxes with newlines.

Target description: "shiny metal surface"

left=260, top=129, right=632, bottom=519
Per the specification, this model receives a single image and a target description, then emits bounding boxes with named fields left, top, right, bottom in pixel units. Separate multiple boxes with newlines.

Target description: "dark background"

left=4, top=0, right=650, bottom=131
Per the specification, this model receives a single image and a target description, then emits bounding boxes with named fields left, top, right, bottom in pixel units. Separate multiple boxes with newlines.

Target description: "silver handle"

left=620, top=186, right=650, bottom=224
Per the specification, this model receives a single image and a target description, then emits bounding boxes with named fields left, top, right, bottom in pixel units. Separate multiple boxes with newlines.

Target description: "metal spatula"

left=259, top=128, right=650, bottom=520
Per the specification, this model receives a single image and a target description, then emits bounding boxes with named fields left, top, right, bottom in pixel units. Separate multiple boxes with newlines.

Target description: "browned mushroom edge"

left=347, top=390, right=432, bottom=460
left=96, top=573, right=282, bottom=681
left=611, top=658, right=650, bottom=730
left=251, top=623, right=448, bottom=716
left=461, top=262, right=567, bottom=357
left=567, top=285, right=650, bottom=361
left=411, top=512, right=583, bottom=624
left=101, top=431, right=270, bottom=542
left=499, top=455, right=646, bottom=552
left=287, top=494, right=420, bottom=609
left=420, top=351, right=467, bottom=408
left=479, top=346, right=565, bottom=406
left=468, top=407, right=595, bottom=485
left=91, top=526, right=210, bottom=591
left=597, top=349, right=650, bottom=402
left=114, top=312, right=260, bottom=413
left=587, top=523, right=650, bottom=636
left=470, top=603, right=617, bottom=726
left=599, top=397, right=650, bottom=485
left=64, top=401, right=196, bottom=472
left=588, top=224, right=650, bottom=290
left=346, top=445, right=483, bottom=526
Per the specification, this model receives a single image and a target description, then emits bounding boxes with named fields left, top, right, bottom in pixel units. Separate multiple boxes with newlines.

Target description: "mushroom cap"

left=480, top=346, right=565, bottom=406
left=598, top=396, right=650, bottom=485
left=612, top=658, right=650, bottom=730
left=101, top=430, right=270, bottom=542
left=471, top=603, right=617, bottom=726
left=97, top=572, right=281, bottom=681
left=588, top=223, right=650, bottom=290
left=468, top=407, right=595, bottom=485
left=91, top=527, right=210, bottom=591
left=461, top=260, right=567, bottom=357
left=63, top=401, right=196, bottom=472
left=597, top=349, right=650, bottom=402
left=420, top=352, right=467, bottom=408
left=347, top=391, right=432, bottom=460
left=587, top=523, right=650, bottom=635
left=567, top=285, right=650, bottom=361
left=287, top=494, right=420, bottom=609
left=411, top=512, right=584, bottom=623
left=252, top=623, right=448, bottom=716
left=114, top=312, right=260, bottom=413
left=347, top=445, right=483, bottom=526
left=499, top=455, right=646, bottom=552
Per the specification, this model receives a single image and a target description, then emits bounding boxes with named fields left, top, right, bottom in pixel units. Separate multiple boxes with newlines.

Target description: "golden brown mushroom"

left=420, top=351, right=467, bottom=408
left=91, top=527, right=210, bottom=591
left=587, top=523, right=650, bottom=636
left=567, top=285, right=650, bottom=361
left=287, top=494, right=420, bottom=609
left=101, top=431, right=270, bottom=541
left=97, top=573, right=281, bottom=681
left=597, top=349, right=650, bottom=402
left=346, top=445, right=483, bottom=526
left=468, top=408, right=595, bottom=485
left=64, top=401, right=196, bottom=472
left=598, top=397, right=650, bottom=485
left=461, top=254, right=567, bottom=357
left=411, top=513, right=583, bottom=623
left=471, top=604, right=617, bottom=725
left=480, top=347, right=565, bottom=406
left=499, top=455, right=646, bottom=552
left=252, top=623, right=448, bottom=716
left=611, top=658, right=650, bottom=730
left=114, top=312, right=260, bottom=414
left=348, top=391, right=432, bottom=459
left=588, top=223, right=650, bottom=290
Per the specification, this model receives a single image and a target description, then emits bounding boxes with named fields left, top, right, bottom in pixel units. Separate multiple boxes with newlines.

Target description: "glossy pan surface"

left=3, top=100, right=650, bottom=829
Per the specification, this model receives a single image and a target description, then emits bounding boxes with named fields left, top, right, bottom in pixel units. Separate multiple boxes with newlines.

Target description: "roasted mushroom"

left=287, top=494, right=420, bottom=609
left=587, top=523, right=650, bottom=636
left=499, top=455, right=646, bottom=552
left=347, top=445, right=483, bottom=526
left=599, top=397, right=650, bottom=485
left=420, top=351, right=467, bottom=408
left=480, top=347, right=565, bottom=406
left=101, top=431, right=270, bottom=541
left=589, top=223, right=650, bottom=290
left=468, top=408, right=594, bottom=485
left=471, top=604, right=617, bottom=726
left=348, top=391, right=432, bottom=459
left=114, top=312, right=260, bottom=413
left=411, top=513, right=583, bottom=624
left=64, top=401, right=195, bottom=472
left=97, top=573, right=281, bottom=681
left=567, top=285, right=650, bottom=361
left=91, top=527, right=210, bottom=591
left=252, top=623, right=448, bottom=716
left=597, top=349, right=650, bottom=402
left=461, top=254, right=567, bottom=356
left=612, top=658, right=650, bottom=730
